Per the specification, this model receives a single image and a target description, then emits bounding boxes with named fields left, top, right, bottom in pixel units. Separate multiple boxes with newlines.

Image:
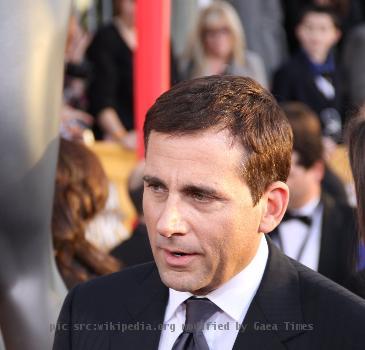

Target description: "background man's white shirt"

left=277, top=197, right=323, bottom=270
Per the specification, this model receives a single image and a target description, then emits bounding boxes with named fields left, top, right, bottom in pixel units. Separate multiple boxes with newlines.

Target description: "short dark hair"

left=297, top=4, right=342, bottom=29
left=281, top=102, right=323, bottom=169
left=144, top=75, right=293, bottom=205
left=346, top=113, right=365, bottom=242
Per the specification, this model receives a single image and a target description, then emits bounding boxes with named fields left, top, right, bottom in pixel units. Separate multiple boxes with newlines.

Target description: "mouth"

left=162, top=249, right=198, bottom=267
left=171, top=251, right=189, bottom=257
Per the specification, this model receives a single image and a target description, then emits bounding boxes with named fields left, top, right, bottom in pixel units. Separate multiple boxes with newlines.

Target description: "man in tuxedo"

left=270, top=102, right=358, bottom=288
left=53, top=76, right=365, bottom=350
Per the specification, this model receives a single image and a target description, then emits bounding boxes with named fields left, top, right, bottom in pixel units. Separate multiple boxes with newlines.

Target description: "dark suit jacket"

left=111, top=223, right=154, bottom=267
left=272, top=51, right=345, bottom=133
left=53, top=237, right=365, bottom=350
left=270, top=192, right=357, bottom=288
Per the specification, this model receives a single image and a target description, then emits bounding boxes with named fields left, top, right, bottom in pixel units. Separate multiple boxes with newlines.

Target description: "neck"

left=116, top=16, right=134, bottom=30
left=114, top=17, right=136, bottom=50
left=307, top=50, right=329, bottom=64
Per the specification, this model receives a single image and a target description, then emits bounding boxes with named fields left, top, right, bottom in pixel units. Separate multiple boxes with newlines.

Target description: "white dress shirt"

left=276, top=197, right=323, bottom=271
left=158, top=235, right=268, bottom=350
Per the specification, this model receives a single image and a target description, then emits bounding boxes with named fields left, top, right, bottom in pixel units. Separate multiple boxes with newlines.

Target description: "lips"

left=162, top=248, right=198, bottom=267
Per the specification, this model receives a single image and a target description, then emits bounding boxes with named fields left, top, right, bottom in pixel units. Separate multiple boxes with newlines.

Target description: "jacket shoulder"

left=76, top=262, right=157, bottom=298
left=293, top=260, right=365, bottom=320
left=274, top=54, right=307, bottom=77
left=64, top=262, right=158, bottom=320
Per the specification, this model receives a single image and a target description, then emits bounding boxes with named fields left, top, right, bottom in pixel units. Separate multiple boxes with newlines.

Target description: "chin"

left=159, top=269, right=202, bottom=293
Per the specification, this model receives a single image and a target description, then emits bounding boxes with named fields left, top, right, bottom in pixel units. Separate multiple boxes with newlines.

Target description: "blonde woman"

left=180, top=1, right=268, bottom=88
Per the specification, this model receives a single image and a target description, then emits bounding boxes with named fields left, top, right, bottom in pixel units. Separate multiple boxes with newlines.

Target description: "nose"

left=156, top=196, right=189, bottom=238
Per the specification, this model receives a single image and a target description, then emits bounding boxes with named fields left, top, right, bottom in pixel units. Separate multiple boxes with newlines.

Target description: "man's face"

left=118, top=0, right=135, bottom=23
left=286, top=151, right=322, bottom=209
left=143, top=130, right=264, bottom=295
left=296, top=12, right=340, bottom=61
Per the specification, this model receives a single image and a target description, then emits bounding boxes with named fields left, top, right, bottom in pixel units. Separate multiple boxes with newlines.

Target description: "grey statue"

left=0, top=1, right=70, bottom=349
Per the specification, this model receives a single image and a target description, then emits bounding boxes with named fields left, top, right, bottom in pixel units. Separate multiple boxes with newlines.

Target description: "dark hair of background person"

left=282, top=101, right=348, bottom=204
left=281, top=102, right=323, bottom=168
left=144, top=75, right=293, bottom=205
left=297, top=4, right=342, bottom=29
left=323, top=0, right=351, bottom=18
left=346, top=113, right=365, bottom=242
left=52, top=138, right=121, bottom=289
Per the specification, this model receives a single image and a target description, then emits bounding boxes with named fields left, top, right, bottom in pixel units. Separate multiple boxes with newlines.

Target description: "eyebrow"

left=143, top=175, right=226, bottom=200
left=142, top=175, right=167, bottom=188
left=181, top=184, right=223, bottom=199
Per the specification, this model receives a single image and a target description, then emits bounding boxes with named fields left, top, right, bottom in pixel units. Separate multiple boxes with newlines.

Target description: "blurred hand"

left=60, top=104, right=93, bottom=140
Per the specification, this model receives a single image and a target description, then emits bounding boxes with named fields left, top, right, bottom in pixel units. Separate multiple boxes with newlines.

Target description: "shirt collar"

left=165, top=235, right=269, bottom=323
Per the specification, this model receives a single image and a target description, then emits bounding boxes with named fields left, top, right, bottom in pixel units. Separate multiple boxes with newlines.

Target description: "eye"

left=147, top=183, right=166, bottom=193
left=191, top=192, right=212, bottom=203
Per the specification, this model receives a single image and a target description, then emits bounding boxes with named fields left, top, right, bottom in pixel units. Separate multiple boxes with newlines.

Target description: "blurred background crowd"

left=55, top=0, right=365, bottom=297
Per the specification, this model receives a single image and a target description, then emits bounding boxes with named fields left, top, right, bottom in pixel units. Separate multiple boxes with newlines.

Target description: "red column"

left=135, top=0, right=171, bottom=158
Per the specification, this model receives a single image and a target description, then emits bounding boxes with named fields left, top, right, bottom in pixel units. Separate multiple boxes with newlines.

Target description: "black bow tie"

left=282, top=212, right=312, bottom=226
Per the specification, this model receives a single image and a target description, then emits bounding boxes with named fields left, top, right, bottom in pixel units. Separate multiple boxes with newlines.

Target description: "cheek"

left=288, top=167, right=302, bottom=184
left=226, top=37, right=233, bottom=49
left=204, top=37, right=215, bottom=52
left=218, top=36, right=232, bottom=51
left=202, top=212, right=246, bottom=254
left=325, top=33, right=338, bottom=46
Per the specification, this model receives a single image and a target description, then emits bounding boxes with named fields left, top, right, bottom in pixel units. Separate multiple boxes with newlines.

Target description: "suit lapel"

left=233, top=302, right=285, bottom=349
left=233, top=237, right=308, bottom=349
left=110, top=265, right=169, bottom=350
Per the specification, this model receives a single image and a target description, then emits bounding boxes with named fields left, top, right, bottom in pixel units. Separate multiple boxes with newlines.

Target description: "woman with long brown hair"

left=52, top=139, right=120, bottom=289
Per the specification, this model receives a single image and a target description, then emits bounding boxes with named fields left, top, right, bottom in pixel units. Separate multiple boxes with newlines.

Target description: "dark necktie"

left=282, top=211, right=312, bottom=226
left=172, top=297, right=218, bottom=350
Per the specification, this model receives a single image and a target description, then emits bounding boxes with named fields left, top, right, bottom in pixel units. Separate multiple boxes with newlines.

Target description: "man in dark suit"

left=53, top=76, right=365, bottom=350
left=270, top=102, right=357, bottom=288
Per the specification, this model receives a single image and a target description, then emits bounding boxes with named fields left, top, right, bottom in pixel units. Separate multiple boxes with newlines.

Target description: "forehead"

left=301, top=12, right=336, bottom=27
left=204, top=11, right=227, bottom=27
left=144, top=131, right=244, bottom=185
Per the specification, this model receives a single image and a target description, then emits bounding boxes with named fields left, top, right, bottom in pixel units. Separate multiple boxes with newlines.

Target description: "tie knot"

left=184, top=297, right=218, bottom=332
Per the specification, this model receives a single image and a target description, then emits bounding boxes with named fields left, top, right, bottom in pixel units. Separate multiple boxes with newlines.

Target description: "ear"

left=334, top=28, right=342, bottom=44
left=258, top=181, right=289, bottom=233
